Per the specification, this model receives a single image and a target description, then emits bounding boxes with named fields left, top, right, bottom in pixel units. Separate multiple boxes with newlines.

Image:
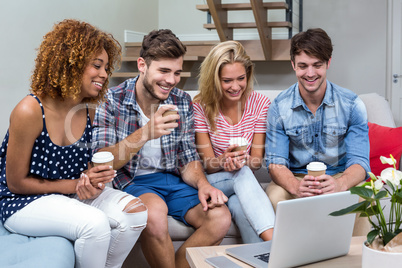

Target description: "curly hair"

left=194, top=41, right=254, bottom=131
left=30, top=19, right=121, bottom=103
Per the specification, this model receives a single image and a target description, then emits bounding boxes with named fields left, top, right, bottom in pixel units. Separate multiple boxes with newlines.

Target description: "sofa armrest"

left=400, top=155, right=402, bottom=171
left=0, top=223, right=74, bottom=268
left=359, top=93, right=396, bottom=128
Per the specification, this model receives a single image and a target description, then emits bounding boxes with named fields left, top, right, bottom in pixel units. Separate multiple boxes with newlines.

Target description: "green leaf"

left=363, top=205, right=381, bottom=217
left=350, top=187, right=374, bottom=201
left=383, top=232, right=397, bottom=246
left=329, top=200, right=370, bottom=216
left=360, top=181, right=373, bottom=188
left=367, top=229, right=379, bottom=244
left=374, top=190, right=388, bottom=200
left=368, top=172, right=377, bottom=181
left=385, top=180, right=396, bottom=192
left=392, top=190, right=402, bottom=204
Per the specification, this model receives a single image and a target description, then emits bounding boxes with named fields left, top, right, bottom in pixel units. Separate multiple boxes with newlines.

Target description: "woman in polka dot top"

left=0, top=19, right=147, bottom=268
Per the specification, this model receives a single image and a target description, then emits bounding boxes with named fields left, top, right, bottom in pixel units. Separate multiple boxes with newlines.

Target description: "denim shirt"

left=265, top=81, right=370, bottom=176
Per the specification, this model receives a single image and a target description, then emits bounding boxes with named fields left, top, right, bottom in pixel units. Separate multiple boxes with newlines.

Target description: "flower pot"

left=362, top=241, right=402, bottom=267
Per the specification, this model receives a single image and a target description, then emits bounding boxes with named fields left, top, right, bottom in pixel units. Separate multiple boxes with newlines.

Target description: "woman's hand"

left=218, top=144, right=249, bottom=172
left=85, top=165, right=116, bottom=189
left=76, top=173, right=103, bottom=200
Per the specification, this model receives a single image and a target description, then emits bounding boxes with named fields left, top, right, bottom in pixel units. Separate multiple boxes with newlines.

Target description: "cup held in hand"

left=92, top=152, right=114, bottom=187
left=92, top=151, right=114, bottom=167
left=160, top=104, right=178, bottom=131
left=229, top=137, right=248, bottom=152
left=307, top=162, right=327, bottom=177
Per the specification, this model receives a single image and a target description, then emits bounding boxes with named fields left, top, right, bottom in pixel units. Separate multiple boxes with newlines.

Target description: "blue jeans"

left=206, top=166, right=275, bottom=243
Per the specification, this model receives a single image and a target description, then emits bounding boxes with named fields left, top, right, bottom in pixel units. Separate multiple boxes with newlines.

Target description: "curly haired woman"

left=193, top=41, right=275, bottom=243
left=0, top=19, right=147, bottom=268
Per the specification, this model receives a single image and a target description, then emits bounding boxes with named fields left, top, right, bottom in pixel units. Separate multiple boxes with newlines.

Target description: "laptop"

left=225, top=191, right=358, bottom=268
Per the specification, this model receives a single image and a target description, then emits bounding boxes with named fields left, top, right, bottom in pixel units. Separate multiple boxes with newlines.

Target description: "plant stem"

left=389, top=201, right=394, bottom=232
left=376, top=199, right=388, bottom=236
left=395, top=202, right=401, bottom=231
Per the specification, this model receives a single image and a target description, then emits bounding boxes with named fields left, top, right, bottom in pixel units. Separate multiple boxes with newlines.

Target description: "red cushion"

left=368, top=122, right=402, bottom=176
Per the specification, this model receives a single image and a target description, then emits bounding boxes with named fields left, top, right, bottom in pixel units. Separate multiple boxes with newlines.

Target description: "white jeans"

left=4, top=187, right=147, bottom=268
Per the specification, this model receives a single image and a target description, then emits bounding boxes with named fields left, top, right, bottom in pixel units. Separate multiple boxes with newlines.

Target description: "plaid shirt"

left=93, top=76, right=200, bottom=190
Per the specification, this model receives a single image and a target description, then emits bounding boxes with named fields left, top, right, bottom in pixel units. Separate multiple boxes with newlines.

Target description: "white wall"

left=0, top=0, right=158, bottom=137
left=302, top=0, right=388, bottom=96
left=161, top=0, right=388, bottom=96
left=0, top=0, right=390, bottom=137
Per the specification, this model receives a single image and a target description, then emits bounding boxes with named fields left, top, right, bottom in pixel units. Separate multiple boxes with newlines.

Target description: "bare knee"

left=205, top=206, right=232, bottom=236
left=145, top=210, right=169, bottom=237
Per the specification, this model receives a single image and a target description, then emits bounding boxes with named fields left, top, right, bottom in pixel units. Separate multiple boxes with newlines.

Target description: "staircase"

left=111, top=0, right=302, bottom=89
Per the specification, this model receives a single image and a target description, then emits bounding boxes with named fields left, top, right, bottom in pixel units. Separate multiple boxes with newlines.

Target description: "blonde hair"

left=194, top=40, right=254, bottom=131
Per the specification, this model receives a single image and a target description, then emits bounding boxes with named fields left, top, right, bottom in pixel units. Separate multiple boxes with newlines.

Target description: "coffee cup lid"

left=229, top=137, right=248, bottom=146
left=307, top=162, right=327, bottom=171
left=92, top=151, right=114, bottom=163
left=159, top=104, right=178, bottom=111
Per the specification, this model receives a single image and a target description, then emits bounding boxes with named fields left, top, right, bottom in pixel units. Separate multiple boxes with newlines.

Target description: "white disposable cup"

left=92, top=152, right=114, bottom=187
left=92, top=151, right=114, bottom=167
left=159, top=104, right=178, bottom=131
left=307, top=162, right=327, bottom=177
left=229, top=137, right=248, bottom=152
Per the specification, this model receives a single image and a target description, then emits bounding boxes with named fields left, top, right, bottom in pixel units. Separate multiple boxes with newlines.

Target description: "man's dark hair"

left=290, top=28, right=333, bottom=63
left=140, top=29, right=187, bottom=65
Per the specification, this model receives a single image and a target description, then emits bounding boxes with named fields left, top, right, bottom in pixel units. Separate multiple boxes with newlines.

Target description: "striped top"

left=194, top=91, right=271, bottom=157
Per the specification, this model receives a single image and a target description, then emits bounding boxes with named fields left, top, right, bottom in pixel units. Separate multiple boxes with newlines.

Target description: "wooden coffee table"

left=186, top=236, right=366, bottom=267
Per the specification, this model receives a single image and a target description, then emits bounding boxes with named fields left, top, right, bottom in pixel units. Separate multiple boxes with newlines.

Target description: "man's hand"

left=296, top=175, right=322, bottom=197
left=142, top=104, right=179, bottom=141
left=315, top=174, right=344, bottom=194
left=198, top=184, right=228, bottom=211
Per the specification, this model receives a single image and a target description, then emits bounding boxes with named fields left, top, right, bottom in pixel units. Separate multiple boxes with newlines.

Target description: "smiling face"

left=292, top=51, right=331, bottom=96
left=81, top=49, right=108, bottom=99
left=137, top=57, right=183, bottom=102
left=219, top=62, right=247, bottom=103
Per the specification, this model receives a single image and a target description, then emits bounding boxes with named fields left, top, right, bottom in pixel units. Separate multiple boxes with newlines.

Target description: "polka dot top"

left=0, top=94, right=92, bottom=224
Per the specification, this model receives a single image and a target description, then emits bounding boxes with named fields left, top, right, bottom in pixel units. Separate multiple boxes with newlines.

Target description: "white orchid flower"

left=374, top=179, right=384, bottom=191
left=381, top=167, right=402, bottom=188
left=338, top=154, right=401, bottom=247
left=380, top=156, right=396, bottom=166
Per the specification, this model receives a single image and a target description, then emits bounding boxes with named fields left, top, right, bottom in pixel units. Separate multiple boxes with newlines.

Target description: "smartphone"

left=205, top=255, right=243, bottom=268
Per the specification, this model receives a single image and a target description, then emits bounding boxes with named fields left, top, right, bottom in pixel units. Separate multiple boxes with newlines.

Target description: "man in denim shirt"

left=265, top=28, right=370, bottom=215
left=93, top=29, right=231, bottom=268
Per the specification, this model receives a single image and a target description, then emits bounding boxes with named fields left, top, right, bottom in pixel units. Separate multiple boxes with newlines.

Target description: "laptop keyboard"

left=254, top=252, right=270, bottom=263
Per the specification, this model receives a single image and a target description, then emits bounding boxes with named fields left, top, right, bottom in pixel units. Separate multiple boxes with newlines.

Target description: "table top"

left=186, top=236, right=366, bottom=268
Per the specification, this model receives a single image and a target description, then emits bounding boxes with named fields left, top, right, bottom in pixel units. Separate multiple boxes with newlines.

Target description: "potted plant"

left=330, top=154, right=402, bottom=267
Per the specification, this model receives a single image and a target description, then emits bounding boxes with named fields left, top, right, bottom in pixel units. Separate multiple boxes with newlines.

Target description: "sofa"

left=0, top=91, right=400, bottom=267
left=0, top=223, right=75, bottom=268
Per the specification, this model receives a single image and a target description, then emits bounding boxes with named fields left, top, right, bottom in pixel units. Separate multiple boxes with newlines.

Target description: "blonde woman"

left=193, top=41, right=275, bottom=243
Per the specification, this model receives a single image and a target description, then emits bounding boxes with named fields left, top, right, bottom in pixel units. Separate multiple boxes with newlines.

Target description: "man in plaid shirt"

left=93, top=29, right=231, bottom=268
